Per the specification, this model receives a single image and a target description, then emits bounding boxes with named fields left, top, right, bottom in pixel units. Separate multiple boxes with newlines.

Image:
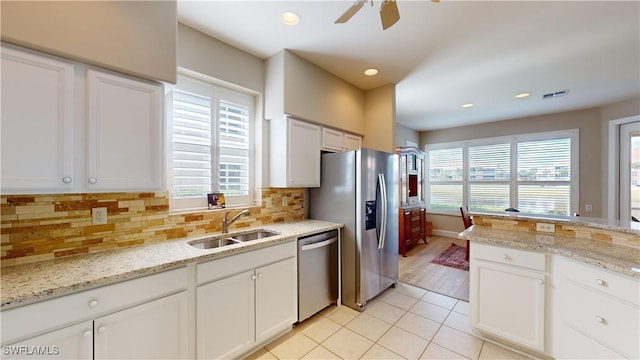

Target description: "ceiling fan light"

left=380, top=0, right=400, bottom=30
left=281, top=11, right=300, bottom=26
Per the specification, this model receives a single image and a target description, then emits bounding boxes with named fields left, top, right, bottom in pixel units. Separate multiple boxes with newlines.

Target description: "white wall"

left=1, top=1, right=177, bottom=83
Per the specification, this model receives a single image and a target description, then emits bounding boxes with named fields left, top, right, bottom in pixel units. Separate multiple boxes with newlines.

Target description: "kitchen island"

left=460, top=212, right=639, bottom=359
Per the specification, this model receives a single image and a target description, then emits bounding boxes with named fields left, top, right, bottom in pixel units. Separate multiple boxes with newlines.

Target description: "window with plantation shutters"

left=169, top=74, right=253, bottom=210
left=468, top=143, right=510, bottom=212
left=427, top=147, right=463, bottom=211
left=426, top=130, right=578, bottom=216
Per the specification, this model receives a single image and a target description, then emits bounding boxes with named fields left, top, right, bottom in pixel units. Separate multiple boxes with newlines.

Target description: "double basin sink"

left=188, top=230, right=279, bottom=249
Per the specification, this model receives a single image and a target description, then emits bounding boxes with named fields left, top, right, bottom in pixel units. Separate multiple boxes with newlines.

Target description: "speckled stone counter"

left=0, top=219, right=343, bottom=310
left=459, top=213, right=640, bottom=280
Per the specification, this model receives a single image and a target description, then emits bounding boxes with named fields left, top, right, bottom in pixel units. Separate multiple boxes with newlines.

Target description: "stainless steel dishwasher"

left=298, top=229, right=339, bottom=322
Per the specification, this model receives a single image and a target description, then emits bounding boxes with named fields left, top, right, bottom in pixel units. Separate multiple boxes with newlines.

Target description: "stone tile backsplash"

left=1, top=188, right=305, bottom=266
left=472, top=215, right=640, bottom=249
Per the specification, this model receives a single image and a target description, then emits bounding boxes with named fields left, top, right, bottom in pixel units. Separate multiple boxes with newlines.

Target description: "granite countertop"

left=469, top=211, right=640, bottom=235
left=0, top=219, right=343, bottom=310
left=460, top=225, right=640, bottom=280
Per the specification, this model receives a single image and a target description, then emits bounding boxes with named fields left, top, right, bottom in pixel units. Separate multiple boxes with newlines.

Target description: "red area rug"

left=430, top=243, right=469, bottom=271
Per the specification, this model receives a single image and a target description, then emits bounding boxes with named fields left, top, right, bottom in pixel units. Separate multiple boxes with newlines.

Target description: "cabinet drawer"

left=471, top=242, right=546, bottom=271
left=559, top=281, right=639, bottom=358
left=1, top=267, right=187, bottom=344
left=554, top=323, right=625, bottom=359
left=197, top=241, right=296, bottom=285
left=554, top=256, right=639, bottom=305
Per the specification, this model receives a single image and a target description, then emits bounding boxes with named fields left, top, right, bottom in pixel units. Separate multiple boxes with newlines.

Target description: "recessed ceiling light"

left=364, top=68, right=378, bottom=76
left=462, top=103, right=474, bottom=108
left=280, top=11, right=300, bottom=26
left=515, top=92, right=531, bottom=99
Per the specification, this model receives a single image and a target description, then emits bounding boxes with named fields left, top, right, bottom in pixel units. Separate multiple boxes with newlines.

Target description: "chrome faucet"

left=222, top=209, right=250, bottom=233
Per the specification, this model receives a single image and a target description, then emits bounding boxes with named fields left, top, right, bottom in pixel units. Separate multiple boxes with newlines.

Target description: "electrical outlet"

left=92, top=207, right=107, bottom=225
left=282, top=196, right=288, bottom=206
left=585, top=204, right=593, bottom=212
left=536, top=223, right=555, bottom=233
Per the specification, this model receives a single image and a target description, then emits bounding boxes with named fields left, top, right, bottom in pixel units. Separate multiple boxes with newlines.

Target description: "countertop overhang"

left=0, top=219, right=343, bottom=310
left=460, top=223, right=640, bottom=280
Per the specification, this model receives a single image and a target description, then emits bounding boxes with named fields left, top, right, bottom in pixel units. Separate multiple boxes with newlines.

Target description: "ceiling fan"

left=335, top=0, right=440, bottom=30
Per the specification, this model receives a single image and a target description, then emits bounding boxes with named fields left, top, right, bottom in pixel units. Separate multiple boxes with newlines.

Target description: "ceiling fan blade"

left=335, top=0, right=366, bottom=24
left=380, top=0, right=400, bottom=30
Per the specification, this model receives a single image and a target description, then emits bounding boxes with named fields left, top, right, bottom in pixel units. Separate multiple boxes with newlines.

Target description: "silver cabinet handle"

left=63, top=177, right=72, bottom=184
left=251, top=274, right=256, bottom=280
left=596, top=279, right=606, bottom=286
left=89, top=300, right=99, bottom=308
left=83, top=330, right=92, bottom=337
left=503, top=254, right=511, bottom=260
left=595, top=316, right=606, bottom=324
left=88, top=177, right=97, bottom=184
left=97, top=326, right=106, bottom=334
left=537, top=279, right=544, bottom=285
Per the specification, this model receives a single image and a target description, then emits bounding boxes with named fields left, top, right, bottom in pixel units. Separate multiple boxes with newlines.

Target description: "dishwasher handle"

left=300, top=237, right=337, bottom=251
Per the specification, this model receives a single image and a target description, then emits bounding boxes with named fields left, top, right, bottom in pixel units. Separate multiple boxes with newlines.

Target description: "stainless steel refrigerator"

left=309, top=148, right=398, bottom=311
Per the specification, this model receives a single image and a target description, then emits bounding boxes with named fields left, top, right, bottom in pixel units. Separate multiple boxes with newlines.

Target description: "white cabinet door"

left=471, top=259, right=546, bottom=352
left=94, top=292, right=189, bottom=360
left=270, top=117, right=321, bottom=187
left=322, top=128, right=344, bottom=152
left=4, top=322, right=92, bottom=360
left=196, top=270, right=255, bottom=360
left=344, top=134, right=362, bottom=151
left=1, top=46, right=75, bottom=192
left=87, top=69, right=163, bottom=190
left=255, top=257, right=297, bottom=343
left=287, top=119, right=321, bottom=187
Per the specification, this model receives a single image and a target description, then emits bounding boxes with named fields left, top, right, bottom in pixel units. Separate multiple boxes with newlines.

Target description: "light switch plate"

left=536, top=223, right=555, bottom=233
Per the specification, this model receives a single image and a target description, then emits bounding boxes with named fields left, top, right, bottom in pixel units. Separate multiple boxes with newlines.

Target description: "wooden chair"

left=460, top=206, right=472, bottom=261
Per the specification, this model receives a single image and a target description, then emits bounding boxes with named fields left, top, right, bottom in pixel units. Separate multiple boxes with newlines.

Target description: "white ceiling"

left=178, top=0, right=640, bottom=131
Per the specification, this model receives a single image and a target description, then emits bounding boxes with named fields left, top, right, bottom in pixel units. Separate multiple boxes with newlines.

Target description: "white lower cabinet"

left=552, top=255, right=639, bottom=359
left=4, top=322, right=93, bottom=359
left=470, top=243, right=547, bottom=353
left=1, top=268, right=188, bottom=360
left=195, top=242, right=297, bottom=359
left=94, top=292, right=189, bottom=359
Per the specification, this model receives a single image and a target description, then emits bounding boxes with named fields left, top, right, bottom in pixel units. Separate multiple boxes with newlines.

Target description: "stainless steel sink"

left=189, top=237, right=241, bottom=249
left=230, top=230, right=279, bottom=242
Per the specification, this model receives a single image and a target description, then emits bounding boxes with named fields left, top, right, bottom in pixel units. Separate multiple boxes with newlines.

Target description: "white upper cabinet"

left=1, top=45, right=75, bottom=192
left=321, top=128, right=344, bottom=152
left=270, top=117, right=321, bottom=187
left=343, top=133, right=363, bottom=151
left=87, top=70, right=162, bottom=190
left=1, top=45, right=163, bottom=194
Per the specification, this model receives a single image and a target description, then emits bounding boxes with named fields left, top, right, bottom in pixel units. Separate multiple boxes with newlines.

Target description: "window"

left=426, top=130, right=578, bottom=216
left=168, top=73, right=254, bottom=210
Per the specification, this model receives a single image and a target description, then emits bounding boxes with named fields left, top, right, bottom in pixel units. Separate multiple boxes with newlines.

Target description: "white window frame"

left=425, top=129, right=579, bottom=216
left=167, top=69, right=256, bottom=211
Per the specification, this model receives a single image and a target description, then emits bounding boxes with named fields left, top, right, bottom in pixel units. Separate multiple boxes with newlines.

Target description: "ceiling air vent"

left=542, top=90, right=569, bottom=99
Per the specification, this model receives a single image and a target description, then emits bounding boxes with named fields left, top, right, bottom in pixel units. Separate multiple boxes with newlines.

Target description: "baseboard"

left=431, top=229, right=462, bottom=239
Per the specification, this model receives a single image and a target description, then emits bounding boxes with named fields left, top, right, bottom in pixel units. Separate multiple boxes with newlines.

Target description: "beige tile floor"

left=245, top=283, right=531, bottom=360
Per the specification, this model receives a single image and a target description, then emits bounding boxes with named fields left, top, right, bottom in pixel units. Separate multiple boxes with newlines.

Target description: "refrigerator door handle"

left=377, top=173, right=388, bottom=250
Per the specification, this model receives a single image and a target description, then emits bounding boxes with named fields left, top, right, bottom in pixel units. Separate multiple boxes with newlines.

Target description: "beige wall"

left=178, top=23, right=264, bottom=93
left=363, top=84, right=396, bottom=153
left=1, top=1, right=177, bottom=83
left=265, top=50, right=365, bottom=135
left=421, top=107, right=604, bottom=232
left=395, top=123, right=420, bottom=149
